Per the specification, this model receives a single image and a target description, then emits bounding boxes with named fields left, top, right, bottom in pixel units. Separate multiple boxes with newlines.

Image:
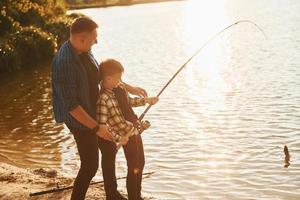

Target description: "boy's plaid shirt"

left=96, top=87, right=146, bottom=136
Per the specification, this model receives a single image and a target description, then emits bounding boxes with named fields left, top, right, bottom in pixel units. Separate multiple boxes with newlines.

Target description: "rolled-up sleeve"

left=129, top=97, right=146, bottom=107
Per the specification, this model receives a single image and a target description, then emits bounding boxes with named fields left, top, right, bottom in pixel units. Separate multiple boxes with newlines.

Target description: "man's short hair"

left=70, top=17, right=98, bottom=34
left=99, top=59, right=124, bottom=81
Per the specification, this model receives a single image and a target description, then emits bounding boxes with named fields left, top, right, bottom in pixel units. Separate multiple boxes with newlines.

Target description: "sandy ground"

left=0, top=163, right=107, bottom=200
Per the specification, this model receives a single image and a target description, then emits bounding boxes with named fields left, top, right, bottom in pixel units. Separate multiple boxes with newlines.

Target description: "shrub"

left=0, top=0, right=71, bottom=73
left=0, top=9, right=13, bottom=36
left=44, top=16, right=72, bottom=48
left=14, top=26, right=56, bottom=67
left=0, top=39, right=21, bottom=72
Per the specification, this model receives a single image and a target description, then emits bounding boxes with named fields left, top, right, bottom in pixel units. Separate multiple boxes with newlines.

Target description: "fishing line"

left=139, top=20, right=267, bottom=121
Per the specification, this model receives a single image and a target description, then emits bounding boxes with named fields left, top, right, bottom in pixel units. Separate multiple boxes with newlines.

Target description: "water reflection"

left=0, top=67, right=66, bottom=169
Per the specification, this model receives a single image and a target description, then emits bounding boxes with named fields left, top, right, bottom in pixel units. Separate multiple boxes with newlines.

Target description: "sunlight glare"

left=182, top=0, right=232, bottom=111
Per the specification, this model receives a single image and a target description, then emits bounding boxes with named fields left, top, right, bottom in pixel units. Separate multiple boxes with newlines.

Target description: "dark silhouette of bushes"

left=0, top=0, right=73, bottom=73
left=15, top=27, right=55, bottom=68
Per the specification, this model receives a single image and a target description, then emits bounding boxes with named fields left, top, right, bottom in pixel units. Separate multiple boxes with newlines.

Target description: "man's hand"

left=96, top=127, right=114, bottom=142
left=116, top=136, right=129, bottom=150
left=125, top=85, right=148, bottom=98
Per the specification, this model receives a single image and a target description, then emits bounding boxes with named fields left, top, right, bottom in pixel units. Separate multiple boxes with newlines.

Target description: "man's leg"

left=70, top=129, right=99, bottom=200
left=123, top=134, right=145, bottom=200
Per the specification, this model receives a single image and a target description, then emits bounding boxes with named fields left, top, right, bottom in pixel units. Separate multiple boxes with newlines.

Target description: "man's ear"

left=78, top=34, right=87, bottom=43
left=80, top=38, right=85, bottom=44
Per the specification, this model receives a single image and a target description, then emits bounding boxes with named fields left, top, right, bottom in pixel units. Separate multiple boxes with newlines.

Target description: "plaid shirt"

left=96, top=86, right=146, bottom=138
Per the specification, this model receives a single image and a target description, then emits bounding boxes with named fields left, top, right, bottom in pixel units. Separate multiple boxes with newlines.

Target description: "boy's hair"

left=99, top=59, right=124, bottom=81
left=70, top=17, right=98, bottom=34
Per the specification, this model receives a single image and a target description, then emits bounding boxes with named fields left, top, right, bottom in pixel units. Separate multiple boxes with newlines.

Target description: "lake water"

left=0, top=0, right=300, bottom=199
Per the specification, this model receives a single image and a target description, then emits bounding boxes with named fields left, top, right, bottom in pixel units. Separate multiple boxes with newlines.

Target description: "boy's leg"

left=98, top=138, right=125, bottom=200
left=70, top=128, right=99, bottom=200
left=123, top=134, right=145, bottom=200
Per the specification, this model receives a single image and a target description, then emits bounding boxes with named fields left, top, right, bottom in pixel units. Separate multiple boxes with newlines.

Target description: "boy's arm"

left=105, top=114, right=138, bottom=143
left=129, top=96, right=146, bottom=107
left=129, top=96, right=159, bottom=107
left=97, top=96, right=136, bottom=140
left=113, top=115, right=137, bottom=136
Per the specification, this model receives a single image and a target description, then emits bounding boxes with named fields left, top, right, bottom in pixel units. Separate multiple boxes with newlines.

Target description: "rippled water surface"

left=1, top=0, right=300, bottom=199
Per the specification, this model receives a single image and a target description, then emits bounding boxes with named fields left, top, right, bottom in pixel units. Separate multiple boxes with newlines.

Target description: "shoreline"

left=0, top=162, right=107, bottom=199
left=67, top=0, right=184, bottom=10
left=0, top=162, right=152, bottom=199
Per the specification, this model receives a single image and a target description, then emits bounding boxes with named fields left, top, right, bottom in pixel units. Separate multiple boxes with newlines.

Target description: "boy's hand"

left=144, top=97, right=159, bottom=105
left=137, top=120, right=151, bottom=133
left=141, top=120, right=151, bottom=131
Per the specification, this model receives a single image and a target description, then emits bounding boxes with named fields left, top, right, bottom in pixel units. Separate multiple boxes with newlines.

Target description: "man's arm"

left=70, top=105, right=114, bottom=141
left=69, top=105, right=98, bottom=129
left=122, top=82, right=148, bottom=97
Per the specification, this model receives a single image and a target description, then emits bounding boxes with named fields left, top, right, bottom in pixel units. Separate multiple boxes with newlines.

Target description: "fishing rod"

left=29, top=171, right=155, bottom=196
left=138, top=20, right=266, bottom=121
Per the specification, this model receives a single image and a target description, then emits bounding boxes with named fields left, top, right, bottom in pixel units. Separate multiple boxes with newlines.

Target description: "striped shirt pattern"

left=96, top=86, right=145, bottom=137
left=52, top=40, right=96, bottom=131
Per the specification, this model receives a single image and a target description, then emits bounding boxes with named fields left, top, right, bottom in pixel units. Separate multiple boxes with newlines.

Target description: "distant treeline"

left=66, top=0, right=168, bottom=9
left=0, top=0, right=81, bottom=73
left=66, top=0, right=133, bottom=6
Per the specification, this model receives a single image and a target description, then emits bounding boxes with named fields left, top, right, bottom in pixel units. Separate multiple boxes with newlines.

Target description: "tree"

left=0, top=0, right=73, bottom=73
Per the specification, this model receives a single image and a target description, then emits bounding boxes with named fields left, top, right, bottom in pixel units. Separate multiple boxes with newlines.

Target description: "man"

left=51, top=17, right=147, bottom=200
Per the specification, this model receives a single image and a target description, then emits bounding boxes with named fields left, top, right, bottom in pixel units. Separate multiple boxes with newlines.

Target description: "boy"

left=96, top=59, right=158, bottom=200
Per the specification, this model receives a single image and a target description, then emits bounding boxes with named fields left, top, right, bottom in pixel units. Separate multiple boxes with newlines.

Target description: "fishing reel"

left=137, top=120, right=151, bottom=134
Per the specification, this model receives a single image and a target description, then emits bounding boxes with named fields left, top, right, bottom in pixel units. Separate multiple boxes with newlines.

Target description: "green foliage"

left=0, top=26, right=56, bottom=72
left=13, top=26, right=56, bottom=67
left=0, top=39, right=21, bottom=72
left=0, top=0, right=71, bottom=73
left=44, top=17, right=72, bottom=48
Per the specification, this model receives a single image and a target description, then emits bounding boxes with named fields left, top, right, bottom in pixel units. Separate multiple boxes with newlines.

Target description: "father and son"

left=52, top=17, right=158, bottom=200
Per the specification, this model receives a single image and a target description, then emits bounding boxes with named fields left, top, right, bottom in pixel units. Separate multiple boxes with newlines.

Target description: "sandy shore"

left=0, top=163, right=107, bottom=200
